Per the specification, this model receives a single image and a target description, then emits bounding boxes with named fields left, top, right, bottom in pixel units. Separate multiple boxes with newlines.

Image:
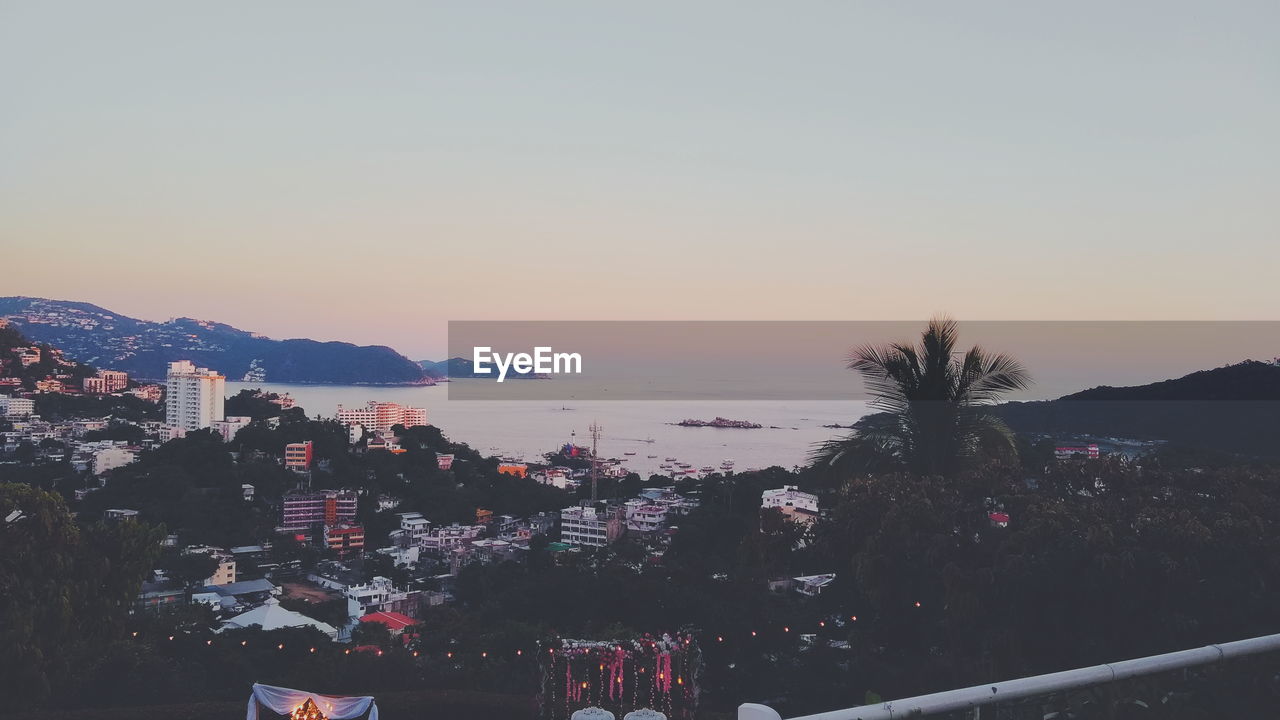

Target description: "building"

left=397, top=512, right=431, bottom=545
left=623, top=500, right=669, bottom=534
left=0, top=396, right=36, bottom=418
left=285, top=440, right=314, bottom=471
left=93, top=446, right=138, bottom=476
left=211, top=415, right=252, bottom=442
left=497, top=463, right=528, bottom=478
left=419, top=524, right=486, bottom=556
left=1055, top=444, right=1101, bottom=460
left=560, top=503, right=625, bottom=548
left=84, top=369, right=129, bottom=394
left=104, top=508, right=140, bottom=522
left=761, top=485, right=820, bottom=527
left=204, top=554, right=237, bottom=586
left=343, top=576, right=420, bottom=617
left=436, top=453, right=454, bottom=471
left=335, top=401, right=428, bottom=433
left=359, top=611, right=417, bottom=637
left=165, top=361, right=225, bottom=433
left=128, top=384, right=164, bottom=403
left=793, top=573, right=837, bottom=597
left=325, top=524, right=366, bottom=558
left=280, top=489, right=359, bottom=532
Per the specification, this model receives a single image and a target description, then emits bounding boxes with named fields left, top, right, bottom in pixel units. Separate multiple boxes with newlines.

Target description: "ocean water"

left=227, top=382, right=868, bottom=474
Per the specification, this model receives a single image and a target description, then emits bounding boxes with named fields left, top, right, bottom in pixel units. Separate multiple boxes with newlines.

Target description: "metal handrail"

left=738, top=632, right=1280, bottom=720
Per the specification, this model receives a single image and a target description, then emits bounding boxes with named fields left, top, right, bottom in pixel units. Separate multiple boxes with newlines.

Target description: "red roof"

left=359, top=611, right=416, bottom=632
left=988, top=512, right=1010, bottom=523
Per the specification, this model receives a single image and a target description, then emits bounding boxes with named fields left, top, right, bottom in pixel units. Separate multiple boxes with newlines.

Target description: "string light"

left=310, top=647, right=316, bottom=653
left=278, top=643, right=285, bottom=650
left=241, top=641, right=248, bottom=646
left=914, top=601, right=922, bottom=607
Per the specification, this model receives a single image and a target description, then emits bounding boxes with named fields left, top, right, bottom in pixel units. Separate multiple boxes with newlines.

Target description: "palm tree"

left=815, top=318, right=1031, bottom=476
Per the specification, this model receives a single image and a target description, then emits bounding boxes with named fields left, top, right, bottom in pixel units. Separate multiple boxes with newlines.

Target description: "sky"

left=3, top=1, right=1277, bottom=359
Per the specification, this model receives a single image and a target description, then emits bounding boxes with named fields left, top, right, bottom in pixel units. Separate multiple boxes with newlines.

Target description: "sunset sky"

left=3, top=1, right=1277, bottom=359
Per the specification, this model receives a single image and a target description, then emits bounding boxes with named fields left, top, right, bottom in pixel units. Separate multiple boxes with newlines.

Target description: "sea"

left=226, top=382, right=868, bottom=475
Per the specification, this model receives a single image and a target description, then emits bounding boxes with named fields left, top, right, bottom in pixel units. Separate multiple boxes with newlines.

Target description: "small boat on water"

left=647, top=454, right=658, bottom=459
left=700, top=466, right=715, bottom=473
left=664, top=457, right=678, bottom=462
left=720, top=459, right=735, bottom=470
left=624, top=451, right=636, bottom=456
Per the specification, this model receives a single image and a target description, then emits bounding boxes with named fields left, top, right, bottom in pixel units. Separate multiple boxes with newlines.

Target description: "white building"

left=624, top=500, right=669, bottom=533
left=211, top=415, right=252, bottom=442
left=93, top=446, right=138, bottom=476
left=334, top=401, right=427, bottom=433
left=761, top=485, right=820, bottom=526
left=165, top=361, right=225, bottom=433
left=398, top=512, right=431, bottom=545
left=0, top=396, right=35, bottom=418
left=560, top=504, right=624, bottom=547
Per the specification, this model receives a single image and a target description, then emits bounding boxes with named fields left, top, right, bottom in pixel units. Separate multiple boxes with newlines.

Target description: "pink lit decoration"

left=539, top=633, right=700, bottom=720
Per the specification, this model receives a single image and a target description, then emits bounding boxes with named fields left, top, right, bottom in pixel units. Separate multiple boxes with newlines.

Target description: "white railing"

left=739, top=632, right=1280, bottom=720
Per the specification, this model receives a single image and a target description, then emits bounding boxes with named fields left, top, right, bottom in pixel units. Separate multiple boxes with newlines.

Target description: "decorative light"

left=717, top=636, right=723, bottom=642
left=517, top=649, right=522, bottom=656
left=131, top=631, right=138, bottom=637
left=168, top=636, right=174, bottom=641
left=310, top=647, right=316, bottom=653
left=344, top=649, right=351, bottom=655
left=241, top=641, right=248, bottom=646
left=750, top=631, right=757, bottom=637
left=481, top=651, right=487, bottom=658
left=447, top=651, right=453, bottom=658
left=914, top=601, right=922, bottom=608
left=783, top=626, right=790, bottom=633
left=376, top=650, right=383, bottom=656
left=278, top=643, right=285, bottom=650
left=819, top=621, right=826, bottom=628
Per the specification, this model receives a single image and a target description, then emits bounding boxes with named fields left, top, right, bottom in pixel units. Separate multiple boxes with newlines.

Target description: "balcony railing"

left=739, top=632, right=1280, bottom=720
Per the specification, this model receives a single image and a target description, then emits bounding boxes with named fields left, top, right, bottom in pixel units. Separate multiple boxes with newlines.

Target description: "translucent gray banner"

left=445, top=321, right=1279, bottom=401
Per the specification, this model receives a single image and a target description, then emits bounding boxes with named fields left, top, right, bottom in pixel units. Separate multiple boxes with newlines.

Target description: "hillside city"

left=6, top=315, right=1280, bottom=720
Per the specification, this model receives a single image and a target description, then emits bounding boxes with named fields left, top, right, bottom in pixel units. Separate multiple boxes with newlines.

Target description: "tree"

left=0, top=483, right=162, bottom=710
left=815, top=318, right=1031, bottom=477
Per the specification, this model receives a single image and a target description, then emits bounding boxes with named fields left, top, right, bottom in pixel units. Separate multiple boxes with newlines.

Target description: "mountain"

left=0, top=297, right=427, bottom=385
left=417, top=357, right=543, bottom=379
left=997, top=360, right=1280, bottom=458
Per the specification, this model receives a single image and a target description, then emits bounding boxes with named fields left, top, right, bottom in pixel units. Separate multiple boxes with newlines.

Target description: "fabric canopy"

left=247, top=683, right=378, bottom=720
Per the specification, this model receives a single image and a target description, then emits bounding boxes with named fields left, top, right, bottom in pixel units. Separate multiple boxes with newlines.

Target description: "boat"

left=624, top=451, right=636, bottom=456
left=700, top=466, right=715, bottom=473
left=720, top=459, right=735, bottom=470
left=647, top=454, right=658, bottom=459
left=664, top=457, right=677, bottom=462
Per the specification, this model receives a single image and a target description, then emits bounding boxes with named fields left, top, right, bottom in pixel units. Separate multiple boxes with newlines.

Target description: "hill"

left=0, top=297, right=427, bottom=385
left=997, top=360, right=1280, bottom=458
left=417, top=356, right=543, bottom=379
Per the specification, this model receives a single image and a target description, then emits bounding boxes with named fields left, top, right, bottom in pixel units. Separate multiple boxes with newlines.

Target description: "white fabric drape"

left=246, top=682, right=379, bottom=720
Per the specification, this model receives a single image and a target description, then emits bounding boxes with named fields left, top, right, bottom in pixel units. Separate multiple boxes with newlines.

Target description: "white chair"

left=571, top=708, right=616, bottom=720
left=623, top=710, right=667, bottom=720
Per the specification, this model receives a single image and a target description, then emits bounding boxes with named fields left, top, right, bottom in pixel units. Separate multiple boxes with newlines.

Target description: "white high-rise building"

left=165, top=360, right=225, bottom=433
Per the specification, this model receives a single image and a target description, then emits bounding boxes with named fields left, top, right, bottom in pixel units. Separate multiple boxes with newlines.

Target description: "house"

left=761, top=485, right=820, bottom=528
left=359, top=611, right=417, bottom=637
left=793, top=573, right=837, bottom=597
